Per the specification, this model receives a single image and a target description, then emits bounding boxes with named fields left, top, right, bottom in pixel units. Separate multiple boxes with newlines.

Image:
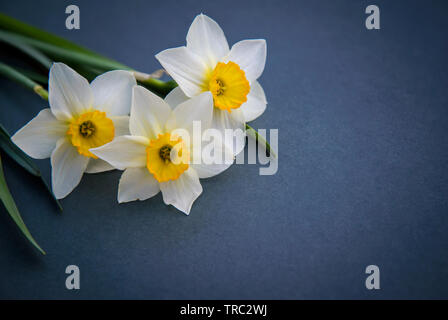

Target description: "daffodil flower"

left=90, top=86, right=231, bottom=214
left=11, top=63, right=136, bottom=199
left=156, top=14, right=267, bottom=156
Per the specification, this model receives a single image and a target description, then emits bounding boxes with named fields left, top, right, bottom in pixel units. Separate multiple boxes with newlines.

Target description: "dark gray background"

left=0, top=0, right=447, bottom=299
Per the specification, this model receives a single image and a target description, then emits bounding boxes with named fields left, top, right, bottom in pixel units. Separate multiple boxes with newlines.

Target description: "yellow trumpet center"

left=206, top=61, right=250, bottom=112
left=67, top=110, right=115, bottom=159
left=146, top=133, right=189, bottom=182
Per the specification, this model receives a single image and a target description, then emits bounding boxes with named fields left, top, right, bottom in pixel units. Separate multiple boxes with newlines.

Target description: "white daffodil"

left=11, top=63, right=136, bottom=199
left=90, top=85, right=232, bottom=214
left=156, top=14, right=267, bottom=156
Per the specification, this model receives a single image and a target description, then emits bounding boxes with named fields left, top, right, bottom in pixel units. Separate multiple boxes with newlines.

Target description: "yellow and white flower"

left=90, top=86, right=231, bottom=214
left=156, top=14, right=267, bottom=156
left=11, top=63, right=136, bottom=199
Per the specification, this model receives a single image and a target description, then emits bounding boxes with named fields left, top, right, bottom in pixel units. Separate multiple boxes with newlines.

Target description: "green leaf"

left=0, top=154, right=45, bottom=255
left=15, top=67, right=48, bottom=85
left=0, top=124, right=40, bottom=176
left=0, top=124, right=62, bottom=211
left=0, top=30, right=128, bottom=71
left=246, top=124, right=277, bottom=158
left=0, top=15, right=177, bottom=97
left=0, top=31, right=52, bottom=69
left=0, top=12, right=105, bottom=59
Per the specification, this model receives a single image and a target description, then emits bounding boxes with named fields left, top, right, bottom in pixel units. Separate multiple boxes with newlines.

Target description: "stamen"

left=79, top=121, right=96, bottom=137
left=215, top=79, right=225, bottom=96
left=159, top=145, right=172, bottom=162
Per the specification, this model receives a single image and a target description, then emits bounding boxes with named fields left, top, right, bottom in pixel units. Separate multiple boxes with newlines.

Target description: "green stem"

left=0, top=31, right=52, bottom=69
left=0, top=13, right=106, bottom=59
left=0, top=30, right=127, bottom=71
left=246, top=124, right=277, bottom=158
left=0, top=30, right=176, bottom=96
left=0, top=62, right=48, bottom=100
left=0, top=12, right=178, bottom=97
left=139, top=78, right=178, bottom=97
left=15, top=67, right=48, bottom=84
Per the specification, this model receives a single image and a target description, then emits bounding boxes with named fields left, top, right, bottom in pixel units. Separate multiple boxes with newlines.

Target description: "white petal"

left=212, top=108, right=246, bottom=156
left=118, top=167, right=160, bottom=203
left=130, top=86, right=171, bottom=139
left=223, top=39, right=267, bottom=82
left=90, top=70, right=136, bottom=116
left=160, top=168, right=202, bottom=215
left=49, top=63, right=93, bottom=120
left=51, top=138, right=89, bottom=199
left=110, top=115, right=130, bottom=136
left=164, top=87, right=189, bottom=109
left=90, top=135, right=148, bottom=170
left=186, top=14, right=229, bottom=68
left=192, top=162, right=232, bottom=179
left=192, top=138, right=234, bottom=179
left=85, top=158, right=115, bottom=174
left=240, top=81, right=267, bottom=122
left=155, top=46, right=207, bottom=97
left=11, top=108, right=66, bottom=159
left=165, top=91, right=213, bottom=135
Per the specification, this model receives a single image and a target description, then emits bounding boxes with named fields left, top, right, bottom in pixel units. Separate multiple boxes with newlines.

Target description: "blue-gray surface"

left=0, top=0, right=447, bottom=299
